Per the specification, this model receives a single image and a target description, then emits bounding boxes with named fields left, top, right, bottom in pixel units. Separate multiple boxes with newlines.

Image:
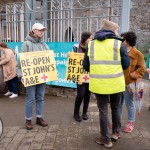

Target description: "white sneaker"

left=9, top=94, right=18, bottom=98
left=4, top=91, right=13, bottom=96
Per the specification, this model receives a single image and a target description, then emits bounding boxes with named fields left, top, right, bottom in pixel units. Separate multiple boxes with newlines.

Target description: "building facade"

left=0, top=0, right=149, bottom=47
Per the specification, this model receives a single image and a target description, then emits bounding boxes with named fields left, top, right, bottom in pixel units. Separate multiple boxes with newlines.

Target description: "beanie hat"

left=101, top=19, right=119, bottom=31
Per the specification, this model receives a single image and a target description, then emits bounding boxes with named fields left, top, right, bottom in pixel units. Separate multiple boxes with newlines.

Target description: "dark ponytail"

left=81, top=31, right=92, bottom=44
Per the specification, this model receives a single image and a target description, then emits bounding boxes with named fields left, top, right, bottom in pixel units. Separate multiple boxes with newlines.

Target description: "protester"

left=109, top=32, right=127, bottom=129
left=118, top=32, right=126, bottom=121
left=83, top=19, right=130, bottom=148
left=17, top=23, right=50, bottom=130
left=0, top=42, right=18, bottom=98
left=120, top=32, right=126, bottom=40
left=119, top=31, right=146, bottom=133
left=70, top=31, right=92, bottom=122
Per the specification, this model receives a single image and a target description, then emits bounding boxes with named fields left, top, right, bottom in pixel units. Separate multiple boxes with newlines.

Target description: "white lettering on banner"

left=54, top=53, right=59, bottom=57
left=56, top=59, right=67, bottom=66
left=55, top=78, right=74, bottom=83
left=60, top=52, right=67, bottom=57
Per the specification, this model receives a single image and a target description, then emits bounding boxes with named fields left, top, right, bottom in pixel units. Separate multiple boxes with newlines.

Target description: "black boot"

left=73, top=114, right=82, bottom=122
left=36, top=118, right=48, bottom=127
left=82, top=113, right=89, bottom=120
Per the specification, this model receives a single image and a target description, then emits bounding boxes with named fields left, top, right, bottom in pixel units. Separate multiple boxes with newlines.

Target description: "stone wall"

left=130, top=0, right=150, bottom=47
left=0, top=0, right=149, bottom=97
left=0, top=0, right=149, bottom=47
left=72, top=0, right=150, bottom=47
left=17, top=82, right=77, bottom=98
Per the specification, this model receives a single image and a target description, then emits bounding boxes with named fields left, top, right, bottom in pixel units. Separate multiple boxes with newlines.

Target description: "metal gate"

left=0, top=0, right=122, bottom=42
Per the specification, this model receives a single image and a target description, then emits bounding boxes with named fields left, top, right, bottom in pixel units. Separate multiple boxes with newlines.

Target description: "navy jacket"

left=83, top=30, right=130, bottom=72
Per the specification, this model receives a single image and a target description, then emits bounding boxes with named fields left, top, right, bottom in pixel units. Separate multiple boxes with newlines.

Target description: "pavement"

left=0, top=82, right=150, bottom=150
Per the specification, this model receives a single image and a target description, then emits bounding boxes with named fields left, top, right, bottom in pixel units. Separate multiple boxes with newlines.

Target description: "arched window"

left=65, top=27, right=74, bottom=42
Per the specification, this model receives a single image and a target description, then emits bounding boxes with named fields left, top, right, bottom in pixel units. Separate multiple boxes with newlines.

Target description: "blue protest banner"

left=7, top=42, right=77, bottom=88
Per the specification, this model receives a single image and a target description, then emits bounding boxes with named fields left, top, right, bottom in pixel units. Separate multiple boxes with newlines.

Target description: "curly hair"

left=120, top=32, right=126, bottom=38
left=123, top=31, right=137, bottom=46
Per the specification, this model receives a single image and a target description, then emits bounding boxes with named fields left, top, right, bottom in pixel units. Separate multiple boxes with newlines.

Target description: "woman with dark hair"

left=72, top=31, right=93, bottom=122
left=119, top=31, right=146, bottom=133
left=0, top=42, right=18, bottom=98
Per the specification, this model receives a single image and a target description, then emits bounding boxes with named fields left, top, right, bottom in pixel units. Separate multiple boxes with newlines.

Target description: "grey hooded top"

left=16, top=35, right=50, bottom=78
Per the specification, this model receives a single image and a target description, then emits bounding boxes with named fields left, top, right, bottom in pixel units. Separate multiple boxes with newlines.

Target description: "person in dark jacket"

left=83, top=19, right=130, bottom=148
left=83, top=31, right=129, bottom=72
left=71, top=31, right=93, bottom=122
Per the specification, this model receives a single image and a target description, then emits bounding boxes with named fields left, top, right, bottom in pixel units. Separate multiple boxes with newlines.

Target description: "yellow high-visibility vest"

left=87, top=39, right=125, bottom=94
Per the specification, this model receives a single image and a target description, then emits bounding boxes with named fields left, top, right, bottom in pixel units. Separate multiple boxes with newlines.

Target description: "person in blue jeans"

left=17, top=23, right=50, bottom=130
left=119, top=31, right=146, bottom=133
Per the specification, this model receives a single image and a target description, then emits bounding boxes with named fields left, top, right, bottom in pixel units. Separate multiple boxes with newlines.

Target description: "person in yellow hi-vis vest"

left=83, top=19, right=130, bottom=148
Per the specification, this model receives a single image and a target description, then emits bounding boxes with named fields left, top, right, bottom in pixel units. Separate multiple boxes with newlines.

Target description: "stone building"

left=0, top=0, right=149, bottom=96
left=0, top=0, right=149, bottom=47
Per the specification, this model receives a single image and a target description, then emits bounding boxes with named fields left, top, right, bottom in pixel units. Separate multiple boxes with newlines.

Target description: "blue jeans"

left=96, top=93, right=121, bottom=140
left=7, top=76, right=18, bottom=94
left=25, top=83, right=46, bottom=120
left=120, top=87, right=136, bottom=122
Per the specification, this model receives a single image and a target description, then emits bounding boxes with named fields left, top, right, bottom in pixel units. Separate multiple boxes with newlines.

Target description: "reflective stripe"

left=90, top=60, right=121, bottom=65
left=89, top=39, right=119, bottom=64
left=90, top=72, right=123, bottom=78
left=90, top=41, right=94, bottom=60
left=114, top=40, right=118, bottom=60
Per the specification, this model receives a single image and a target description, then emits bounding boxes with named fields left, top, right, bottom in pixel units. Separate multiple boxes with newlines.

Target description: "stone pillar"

left=120, top=0, right=131, bottom=33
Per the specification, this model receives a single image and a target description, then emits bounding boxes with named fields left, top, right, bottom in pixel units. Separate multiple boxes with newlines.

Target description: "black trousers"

left=74, top=83, right=91, bottom=115
left=7, top=76, right=18, bottom=94
left=95, top=93, right=121, bottom=140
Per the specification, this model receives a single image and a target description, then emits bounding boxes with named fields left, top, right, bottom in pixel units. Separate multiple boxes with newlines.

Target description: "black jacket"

left=83, top=30, right=130, bottom=72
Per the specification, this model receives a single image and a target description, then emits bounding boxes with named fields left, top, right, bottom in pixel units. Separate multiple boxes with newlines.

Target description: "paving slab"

left=0, top=87, right=150, bottom=150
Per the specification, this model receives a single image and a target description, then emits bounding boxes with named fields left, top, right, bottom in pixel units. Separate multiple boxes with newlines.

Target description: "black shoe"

left=73, top=114, right=82, bottom=122
left=36, top=118, right=48, bottom=127
left=82, top=113, right=89, bottom=120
